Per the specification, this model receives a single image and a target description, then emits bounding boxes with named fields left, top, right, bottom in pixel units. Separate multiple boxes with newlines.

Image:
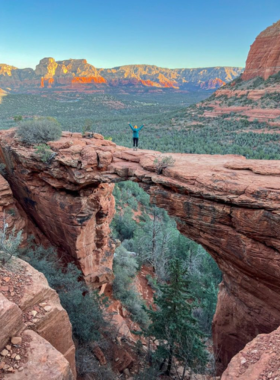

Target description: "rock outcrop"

left=242, top=20, right=280, bottom=81
left=35, top=57, right=58, bottom=78
left=0, top=256, right=76, bottom=378
left=200, top=77, right=226, bottom=89
left=221, top=326, right=280, bottom=380
left=9, top=330, right=74, bottom=380
left=0, top=177, right=76, bottom=378
left=1, top=129, right=280, bottom=374
left=0, top=173, right=27, bottom=244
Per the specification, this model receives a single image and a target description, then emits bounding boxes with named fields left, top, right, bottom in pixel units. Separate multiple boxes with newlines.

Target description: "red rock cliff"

left=0, top=175, right=76, bottom=378
left=1, top=129, right=280, bottom=374
left=242, top=20, right=280, bottom=81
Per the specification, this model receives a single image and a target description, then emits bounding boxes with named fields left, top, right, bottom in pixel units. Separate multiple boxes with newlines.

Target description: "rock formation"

left=1, top=129, right=280, bottom=374
left=0, top=173, right=27, bottom=243
left=173, top=19, right=280, bottom=130
left=200, top=78, right=226, bottom=89
left=0, top=58, right=243, bottom=92
left=221, top=326, right=280, bottom=379
left=0, top=64, right=18, bottom=77
left=0, top=256, right=76, bottom=378
left=0, top=174, right=76, bottom=378
left=35, top=57, right=58, bottom=78
left=9, top=330, right=74, bottom=380
left=242, top=20, right=280, bottom=81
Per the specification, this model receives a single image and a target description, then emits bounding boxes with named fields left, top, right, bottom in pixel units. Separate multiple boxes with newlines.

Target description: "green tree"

left=82, top=118, right=93, bottom=136
left=144, top=258, right=207, bottom=377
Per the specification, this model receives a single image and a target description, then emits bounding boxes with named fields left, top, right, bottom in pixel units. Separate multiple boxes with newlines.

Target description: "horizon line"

left=0, top=58, right=244, bottom=71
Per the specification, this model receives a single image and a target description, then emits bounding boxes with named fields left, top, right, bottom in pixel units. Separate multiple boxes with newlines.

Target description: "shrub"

left=17, top=117, right=62, bottom=145
left=154, top=155, right=175, bottom=174
left=113, top=246, right=149, bottom=327
left=0, top=218, right=22, bottom=266
left=13, top=115, right=23, bottom=122
left=35, top=144, right=55, bottom=163
left=0, top=163, right=6, bottom=176
left=76, top=347, right=115, bottom=380
left=20, top=243, right=108, bottom=343
left=82, top=119, right=93, bottom=136
left=7, top=209, right=16, bottom=216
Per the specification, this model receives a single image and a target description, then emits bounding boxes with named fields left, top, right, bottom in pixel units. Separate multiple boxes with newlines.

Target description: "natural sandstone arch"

left=1, top=129, right=280, bottom=373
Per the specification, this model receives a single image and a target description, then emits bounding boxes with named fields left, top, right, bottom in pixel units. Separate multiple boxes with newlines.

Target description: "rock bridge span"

left=1, top=128, right=280, bottom=372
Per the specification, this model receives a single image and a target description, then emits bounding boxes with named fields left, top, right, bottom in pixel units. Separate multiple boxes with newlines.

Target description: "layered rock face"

left=0, top=130, right=117, bottom=286
left=0, top=170, right=76, bottom=378
left=0, top=173, right=27, bottom=243
left=242, top=20, right=280, bottom=81
left=199, top=77, right=226, bottom=89
left=1, top=129, right=280, bottom=374
left=221, top=326, right=280, bottom=379
left=0, top=256, right=76, bottom=379
left=0, top=58, right=243, bottom=92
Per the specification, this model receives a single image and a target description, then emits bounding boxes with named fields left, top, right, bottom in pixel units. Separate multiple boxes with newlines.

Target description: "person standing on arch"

left=128, top=123, right=144, bottom=151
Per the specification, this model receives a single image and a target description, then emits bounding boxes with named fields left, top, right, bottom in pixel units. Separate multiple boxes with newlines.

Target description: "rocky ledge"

left=0, top=256, right=75, bottom=379
left=1, top=129, right=280, bottom=373
left=221, top=326, right=280, bottom=380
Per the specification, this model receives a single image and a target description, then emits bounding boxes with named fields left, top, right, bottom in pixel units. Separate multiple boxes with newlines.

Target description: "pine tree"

left=145, top=258, right=207, bottom=376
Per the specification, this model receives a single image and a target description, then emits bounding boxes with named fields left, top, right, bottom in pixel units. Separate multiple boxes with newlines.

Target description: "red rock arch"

left=1, top=129, right=280, bottom=373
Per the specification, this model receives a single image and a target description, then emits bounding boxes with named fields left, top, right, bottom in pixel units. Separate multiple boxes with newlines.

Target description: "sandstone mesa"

left=0, top=58, right=243, bottom=92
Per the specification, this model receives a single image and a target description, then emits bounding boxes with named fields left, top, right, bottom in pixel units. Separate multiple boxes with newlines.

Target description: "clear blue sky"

left=1, top=0, right=279, bottom=69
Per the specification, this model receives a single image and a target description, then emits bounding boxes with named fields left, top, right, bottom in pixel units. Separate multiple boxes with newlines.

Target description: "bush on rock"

left=16, top=117, right=62, bottom=145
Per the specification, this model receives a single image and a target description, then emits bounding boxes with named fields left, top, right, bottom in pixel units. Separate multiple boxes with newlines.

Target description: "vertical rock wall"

left=242, top=20, right=280, bottom=81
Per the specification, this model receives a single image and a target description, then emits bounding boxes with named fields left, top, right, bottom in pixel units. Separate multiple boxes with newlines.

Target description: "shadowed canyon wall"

left=1, top=129, right=280, bottom=373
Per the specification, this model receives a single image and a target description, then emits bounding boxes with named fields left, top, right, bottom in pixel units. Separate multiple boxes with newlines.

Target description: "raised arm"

left=138, top=124, right=144, bottom=131
left=128, top=123, right=134, bottom=131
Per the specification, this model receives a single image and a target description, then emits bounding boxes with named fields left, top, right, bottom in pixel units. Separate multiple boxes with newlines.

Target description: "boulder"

left=0, top=257, right=76, bottom=378
left=221, top=326, right=280, bottom=379
left=10, top=330, right=74, bottom=380
left=0, top=293, right=23, bottom=350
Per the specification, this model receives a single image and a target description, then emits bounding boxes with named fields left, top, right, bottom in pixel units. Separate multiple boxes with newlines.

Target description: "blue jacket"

left=129, top=124, right=144, bottom=138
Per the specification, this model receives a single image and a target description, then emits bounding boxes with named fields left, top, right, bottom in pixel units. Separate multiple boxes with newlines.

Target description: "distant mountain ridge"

left=0, top=57, right=243, bottom=93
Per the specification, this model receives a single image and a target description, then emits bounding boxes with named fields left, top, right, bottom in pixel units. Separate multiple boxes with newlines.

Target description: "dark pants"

left=133, top=137, right=139, bottom=147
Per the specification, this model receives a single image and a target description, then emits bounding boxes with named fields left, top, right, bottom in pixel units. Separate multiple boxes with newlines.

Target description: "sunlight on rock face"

left=71, top=76, right=107, bottom=84
left=41, top=77, right=55, bottom=88
left=0, top=89, right=6, bottom=103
